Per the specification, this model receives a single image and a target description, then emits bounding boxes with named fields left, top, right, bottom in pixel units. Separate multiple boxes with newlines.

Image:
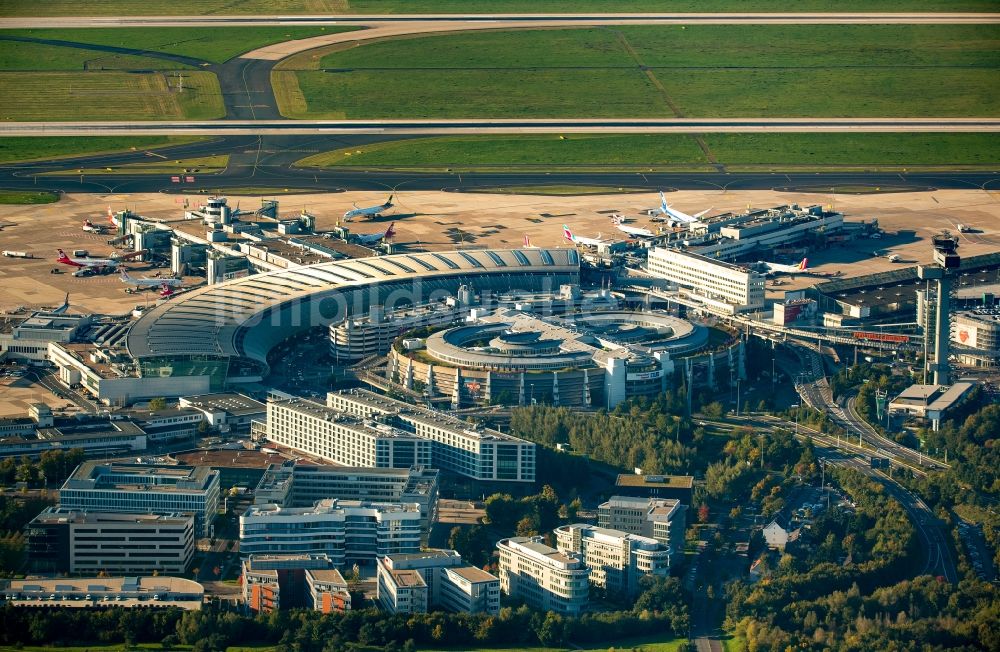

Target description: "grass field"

left=3, top=0, right=998, bottom=15
left=0, top=190, right=60, bottom=204
left=296, top=133, right=1000, bottom=171
left=0, top=72, right=224, bottom=120
left=0, top=137, right=205, bottom=164
left=0, top=27, right=357, bottom=65
left=276, top=25, right=1000, bottom=119
left=43, top=154, right=230, bottom=176
left=462, top=185, right=657, bottom=195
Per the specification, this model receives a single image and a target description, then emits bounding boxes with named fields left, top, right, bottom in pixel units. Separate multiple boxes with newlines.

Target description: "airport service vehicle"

left=563, top=225, right=605, bottom=248
left=758, top=258, right=808, bottom=275
left=82, top=220, right=103, bottom=233
left=647, top=192, right=712, bottom=227
left=888, top=254, right=901, bottom=263
left=343, top=195, right=393, bottom=222
left=354, top=222, right=396, bottom=245
left=2, top=251, right=32, bottom=258
left=119, top=268, right=182, bottom=289
left=958, top=224, right=973, bottom=233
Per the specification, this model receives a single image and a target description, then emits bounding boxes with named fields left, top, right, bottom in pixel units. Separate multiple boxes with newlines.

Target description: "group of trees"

left=0, top=579, right=689, bottom=651
left=508, top=391, right=696, bottom=476
left=0, top=448, right=85, bottom=488
left=0, top=494, right=55, bottom=576
left=720, top=467, right=986, bottom=651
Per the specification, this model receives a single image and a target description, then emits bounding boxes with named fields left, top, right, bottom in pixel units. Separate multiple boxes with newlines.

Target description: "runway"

left=1, top=134, right=997, bottom=194
left=4, top=118, right=1000, bottom=136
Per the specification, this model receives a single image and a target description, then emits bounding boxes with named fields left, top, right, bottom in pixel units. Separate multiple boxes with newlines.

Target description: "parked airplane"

left=343, top=195, right=394, bottom=222
left=759, top=258, right=808, bottom=275
left=119, top=268, right=182, bottom=289
left=649, top=192, right=712, bottom=226
left=107, top=206, right=120, bottom=228
left=562, top=225, right=604, bottom=248
left=56, top=249, right=118, bottom=269
left=615, top=223, right=658, bottom=238
left=522, top=235, right=539, bottom=249
left=355, top=222, right=396, bottom=245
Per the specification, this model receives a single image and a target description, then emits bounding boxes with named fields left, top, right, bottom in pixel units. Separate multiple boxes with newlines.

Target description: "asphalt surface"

left=5, top=118, right=1000, bottom=136
left=2, top=135, right=999, bottom=193
left=4, top=13, right=999, bottom=29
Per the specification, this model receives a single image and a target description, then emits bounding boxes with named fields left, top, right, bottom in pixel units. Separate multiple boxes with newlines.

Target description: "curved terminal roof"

left=126, top=248, right=579, bottom=365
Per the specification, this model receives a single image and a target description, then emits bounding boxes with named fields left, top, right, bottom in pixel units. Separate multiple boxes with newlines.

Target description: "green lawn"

left=423, top=635, right=686, bottom=652
left=3, top=0, right=998, bottom=15
left=43, top=154, right=230, bottom=176
left=0, top=72, right=224, bottom=120
left=278, top=24, right=1000, bottom=119
left=0, top=190, right=60, bottom=204
left=0, top=137, right=205, bottom=164
left=0, top=27, right=357, bottom=64
left=296, top=133, right=1000, bottom=171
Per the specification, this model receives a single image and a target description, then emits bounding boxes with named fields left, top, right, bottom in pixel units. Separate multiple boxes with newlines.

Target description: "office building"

left=326, top=389, right=537, bottom=484
left=265, top=390, right=536, bottom=485
left=240, top=499, right=422, bottom=565
left=497, top=536, right=589, bottom=616
left=241, top=553, right=342, bottom=613
left=253, top=461, right=438, bottom=534
left=59, top=462, right=220, bottom=537
left=647, top=248, right=765, bottom=313
left=598, top=496, right=686, bottom=564
left=377, top=549, right=499, bottom=615
left=554, top=524, right=671, bottom=596
left=26, top=508, right=194, bottom=575
left=307, top=568, right=352, bottom=613
left=614, top=474, right=694, bottom=504
left=178, top=392, right=267, bottom=434
left=0, top=576, right=204, bottom=610
left=888, top=382, right=978, bottom=431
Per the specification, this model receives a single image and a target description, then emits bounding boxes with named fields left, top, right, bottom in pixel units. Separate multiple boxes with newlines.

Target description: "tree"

left=516, top=516, right=537, bottom=537
left=698, top=504, right=710, bottom=524
left=148, top=397, right=167, bottom=412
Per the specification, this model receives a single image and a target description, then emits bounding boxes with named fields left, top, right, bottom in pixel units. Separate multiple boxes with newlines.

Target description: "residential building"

left=0, top=576, right=204, bottom=610
left=598, top=496, right=686, bottom=564
left=253, top=461, right=438, bottom=534
left=26, top=507, right=194, bottom=575
left=763, top=517, right=800, bottom=551
left=497, top=536, right=589, bottom=616
left=239, top=499, right=422, bottom=566
left=646, top=248, right=765, bottom=313
left=554, top=524, right=671, bottom=596
left=377, top=549, right=499, bottom=615
left=59, top=462, right=220, bottom=537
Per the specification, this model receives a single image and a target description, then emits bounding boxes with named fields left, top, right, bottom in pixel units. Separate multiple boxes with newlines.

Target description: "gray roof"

left=125, top=248, right=579, bottom=362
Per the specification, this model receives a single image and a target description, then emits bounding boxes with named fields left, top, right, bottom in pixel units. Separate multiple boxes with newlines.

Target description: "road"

left=4, top=118, right=999, bottom=136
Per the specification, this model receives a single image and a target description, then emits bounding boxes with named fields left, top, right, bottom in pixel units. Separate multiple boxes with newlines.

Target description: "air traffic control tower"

left=918, top=234, right=961, bottom=385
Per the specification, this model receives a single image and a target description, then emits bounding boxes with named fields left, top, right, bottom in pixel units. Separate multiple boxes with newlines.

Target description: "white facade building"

left=59, top=462, right=220, bottom=537
left=554, top=524, right=671, bottom=596
left=598, top=496, right=687, bottom=565
left=377, top=549, right=499, bottom=615
left=240, top=499, right=422, bottom=566
left=647, top=248, right=765, bottom=313
left=497, top=536, right=589, bottom=616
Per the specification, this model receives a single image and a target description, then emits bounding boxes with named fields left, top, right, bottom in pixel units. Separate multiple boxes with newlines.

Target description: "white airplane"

left=119, top=268, right=182, bottom=289
left=615, top=223, right=658, bottom=238
left=522, top=235, right=539, bottom=249
left=56, top=249, right=118, bottom=269
left=563, top=224, right=604, bottom=248
left=355, top=222, right=396, bottom=245
left=759, top=258, right=808, bottom=275
left=343, top=195, right=394, bottom=222
left=649, top=192, right=712, bottom=226
left=51, top=293, right=70, bottom=315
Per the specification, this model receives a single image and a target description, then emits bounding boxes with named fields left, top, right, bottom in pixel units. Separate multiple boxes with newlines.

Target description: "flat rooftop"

left=306, top=569, right=347, bottom=584
left=615, top=474, right=694, bottom=489
left=31, top=507, right=192, bottom=526
left=389, top=569, right=426, bottom=588
left=63, top=461, right=217, bottom=492
left=890, top=382, right=976, bottom=411
left=181, top=393, right=266, bottom=415
left=447, top=565, right=498, bottom=584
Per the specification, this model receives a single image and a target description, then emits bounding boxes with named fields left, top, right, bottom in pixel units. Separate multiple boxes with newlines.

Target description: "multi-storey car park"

left=122, top=248, right=580, bottom=395
left=386, top=308, right=739, bottom=409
